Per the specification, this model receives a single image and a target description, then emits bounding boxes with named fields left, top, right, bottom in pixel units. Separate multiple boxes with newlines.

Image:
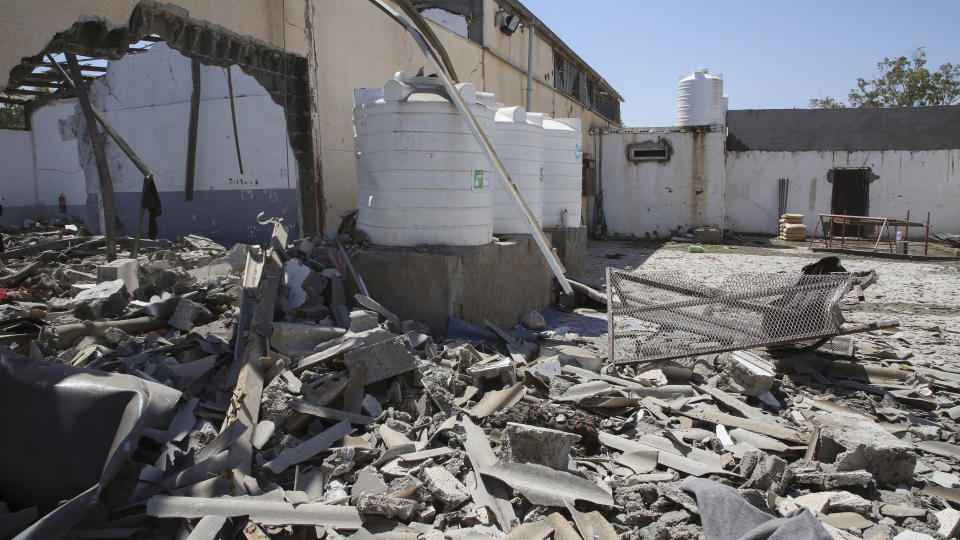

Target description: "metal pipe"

left=525, top=22, right=535, bottom=111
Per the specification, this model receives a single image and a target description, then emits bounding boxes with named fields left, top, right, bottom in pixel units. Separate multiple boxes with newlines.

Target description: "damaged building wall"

left=0, top=1, right=304, bottom=82
left=0, top=100, right=87, bottom=228
left=599, top=127, right=726, bottom=238
left=723, top=107, right=960, bottom=236
left=76, top=42, right=298, bottom=244
left=724, top=149, right=960, bottom=236
left=2, top=0, right=617, bottom=235
left=33, top=99, right=88, bottom=223
left=0, top=128, right=36, bottom=225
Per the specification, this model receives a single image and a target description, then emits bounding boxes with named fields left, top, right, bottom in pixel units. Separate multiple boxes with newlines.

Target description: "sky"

left=520, top=0, right=960, bottom=126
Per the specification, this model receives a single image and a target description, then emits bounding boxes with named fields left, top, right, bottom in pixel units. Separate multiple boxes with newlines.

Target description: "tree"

left=0, top=103, right=27, bottom=130
left=809, top=96, right=846, bottom=109
left=810, top=48, right=960, bottom=108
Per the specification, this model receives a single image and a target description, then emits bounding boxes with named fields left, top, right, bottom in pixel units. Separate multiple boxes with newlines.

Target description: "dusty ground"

left=585, top=237, right=960, bottom=365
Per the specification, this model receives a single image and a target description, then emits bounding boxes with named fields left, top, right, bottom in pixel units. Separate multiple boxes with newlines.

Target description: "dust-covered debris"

left=2, top=225, right=960, bottom=539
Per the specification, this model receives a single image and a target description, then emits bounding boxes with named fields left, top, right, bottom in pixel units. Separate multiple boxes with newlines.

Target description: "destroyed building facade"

left=0, top=0, right=622, bottom=243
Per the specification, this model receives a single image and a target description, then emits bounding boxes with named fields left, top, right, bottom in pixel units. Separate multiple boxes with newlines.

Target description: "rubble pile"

left=1, top=225, right=959, bottom=539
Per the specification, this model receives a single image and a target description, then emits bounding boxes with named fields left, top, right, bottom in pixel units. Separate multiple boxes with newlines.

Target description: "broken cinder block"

left=343, top=336, right=417, bottom=385
left=97, top=258, right=140, bottom=294
left=420, top=466, right=469, bottom=508
left=500, top=422, right=581, bottom=470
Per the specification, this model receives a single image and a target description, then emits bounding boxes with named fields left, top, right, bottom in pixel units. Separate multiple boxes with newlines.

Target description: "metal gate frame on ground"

left=605, top=268, right=898, bottom=366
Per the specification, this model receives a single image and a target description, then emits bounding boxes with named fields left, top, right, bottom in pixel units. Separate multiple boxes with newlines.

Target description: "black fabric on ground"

left=801, top=256, right=846, bottom=275
left=680, top=477, right=832, bottom=540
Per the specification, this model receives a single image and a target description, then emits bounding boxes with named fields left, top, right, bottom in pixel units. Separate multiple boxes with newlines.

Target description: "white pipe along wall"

left=76, top=42, right=298, bottom=245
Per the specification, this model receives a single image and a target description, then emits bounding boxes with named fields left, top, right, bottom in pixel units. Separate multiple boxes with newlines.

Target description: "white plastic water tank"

left=352, top=73, right=496, bottom=246
left=490, top=106, right=544, bottom=234
left=541, top=116, right=582, bottom=228
left=677, top=67, right=724, bottom=126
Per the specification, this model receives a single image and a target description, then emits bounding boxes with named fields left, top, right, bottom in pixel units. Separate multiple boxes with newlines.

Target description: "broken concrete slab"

left=73, top=278, right=129, bottom=319
left=500, top=422, right=581, bottom=470
left=936, top=507, right=960, bottom=537
left=356, top=494, right=415, bottom=520
left=812, top=411, right=916, bottom=485
left=168, top=298, right=211, bottom=332
left=343, top=336, right=416, bottom=385
left=719, top=350, right=775, bottom=397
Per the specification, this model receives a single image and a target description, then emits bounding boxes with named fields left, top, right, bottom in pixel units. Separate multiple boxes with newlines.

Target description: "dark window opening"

left=627, top=141, right=670, bottom=162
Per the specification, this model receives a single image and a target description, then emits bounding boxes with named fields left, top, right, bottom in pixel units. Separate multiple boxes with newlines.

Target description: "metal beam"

left=46, top=55, right=152, bottom=178
left=185, top=58, right=201, bottom=201
left=66, top=53, right=117, bottom=261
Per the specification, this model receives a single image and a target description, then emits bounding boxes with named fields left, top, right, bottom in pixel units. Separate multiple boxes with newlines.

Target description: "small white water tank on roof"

left=541, top=116, right=582, bottom=228
left=677, top=67, right=724, bottom=126
left=352, top=72, right=496, bottom=246
left=490, top=106, right=545, bottom=234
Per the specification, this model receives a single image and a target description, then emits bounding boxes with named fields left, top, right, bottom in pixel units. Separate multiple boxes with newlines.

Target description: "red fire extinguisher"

left=59, top=194, right=66, bottom=214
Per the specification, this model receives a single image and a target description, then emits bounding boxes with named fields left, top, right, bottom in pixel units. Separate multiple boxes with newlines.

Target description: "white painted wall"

left=0, top=128, right=36, bottom=214
left=75, top=42, right=299, bottom=243
left=724, top=150, right=960, bottom=237
left=599, top=128, right=726, bottom=238
left=32, top=99, right=86, bottom=215
left=85, top=42, right=297, bottom=196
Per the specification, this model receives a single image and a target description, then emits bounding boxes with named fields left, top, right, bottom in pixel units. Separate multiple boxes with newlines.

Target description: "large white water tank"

left=490, top=106, right=544, bottom=234
left=352, top=73, right=496, bottom=246
left=677, top=67, right=724, bottom=126
left=541, top=116, right=583, bottom=228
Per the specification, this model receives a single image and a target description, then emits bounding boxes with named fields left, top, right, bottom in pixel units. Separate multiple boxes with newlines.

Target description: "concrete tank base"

left=350, top=235, right=552, bottom=336
left=548, top=226, right=587, bottom=279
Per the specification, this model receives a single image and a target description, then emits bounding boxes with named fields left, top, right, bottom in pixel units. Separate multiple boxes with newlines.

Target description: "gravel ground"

left=585, top=238, right=960, bottom=365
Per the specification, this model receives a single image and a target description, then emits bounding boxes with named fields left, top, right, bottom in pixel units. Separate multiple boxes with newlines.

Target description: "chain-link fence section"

left=606, top=269, right=871, bottom=365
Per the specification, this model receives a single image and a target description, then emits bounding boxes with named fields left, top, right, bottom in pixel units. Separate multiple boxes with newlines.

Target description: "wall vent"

left=626, top=140, right=670, bottom=162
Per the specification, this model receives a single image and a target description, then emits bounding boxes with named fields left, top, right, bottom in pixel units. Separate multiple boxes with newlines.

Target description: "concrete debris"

left=500, top=422, right=581, bottom=470
left=4, top=228, right=960, bottom=539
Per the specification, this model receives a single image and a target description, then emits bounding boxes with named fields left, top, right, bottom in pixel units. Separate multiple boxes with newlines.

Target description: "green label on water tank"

left=473, top=169, right=484, bottom=189
left=539, top=167, right=544, bottom=182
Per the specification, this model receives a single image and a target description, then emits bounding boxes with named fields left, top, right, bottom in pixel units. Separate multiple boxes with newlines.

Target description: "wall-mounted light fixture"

left=495, top=9, right=521, bottom=35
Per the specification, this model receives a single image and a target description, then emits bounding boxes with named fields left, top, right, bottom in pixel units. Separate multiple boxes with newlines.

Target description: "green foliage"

left=811, top=48, right=960, bottom=109
left=0, top=103, right=27, bottom=130
left=809, top=96, right=846, bottom=109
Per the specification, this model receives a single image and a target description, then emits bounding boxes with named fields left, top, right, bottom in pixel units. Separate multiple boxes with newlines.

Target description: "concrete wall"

left=78, top=42, right=298, bottom=244
left=727, top=106, right=960, bottom=152
left=599, top=128, right=726, bottom=238
left=724, top=149, right=960, bottom=237
left=32, top=99, right=87, bottom=222
left=0, top=129, right=36, bottom=226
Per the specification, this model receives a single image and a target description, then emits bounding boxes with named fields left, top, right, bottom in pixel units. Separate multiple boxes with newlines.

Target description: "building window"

left=627, top=141, right=670, bottom=162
